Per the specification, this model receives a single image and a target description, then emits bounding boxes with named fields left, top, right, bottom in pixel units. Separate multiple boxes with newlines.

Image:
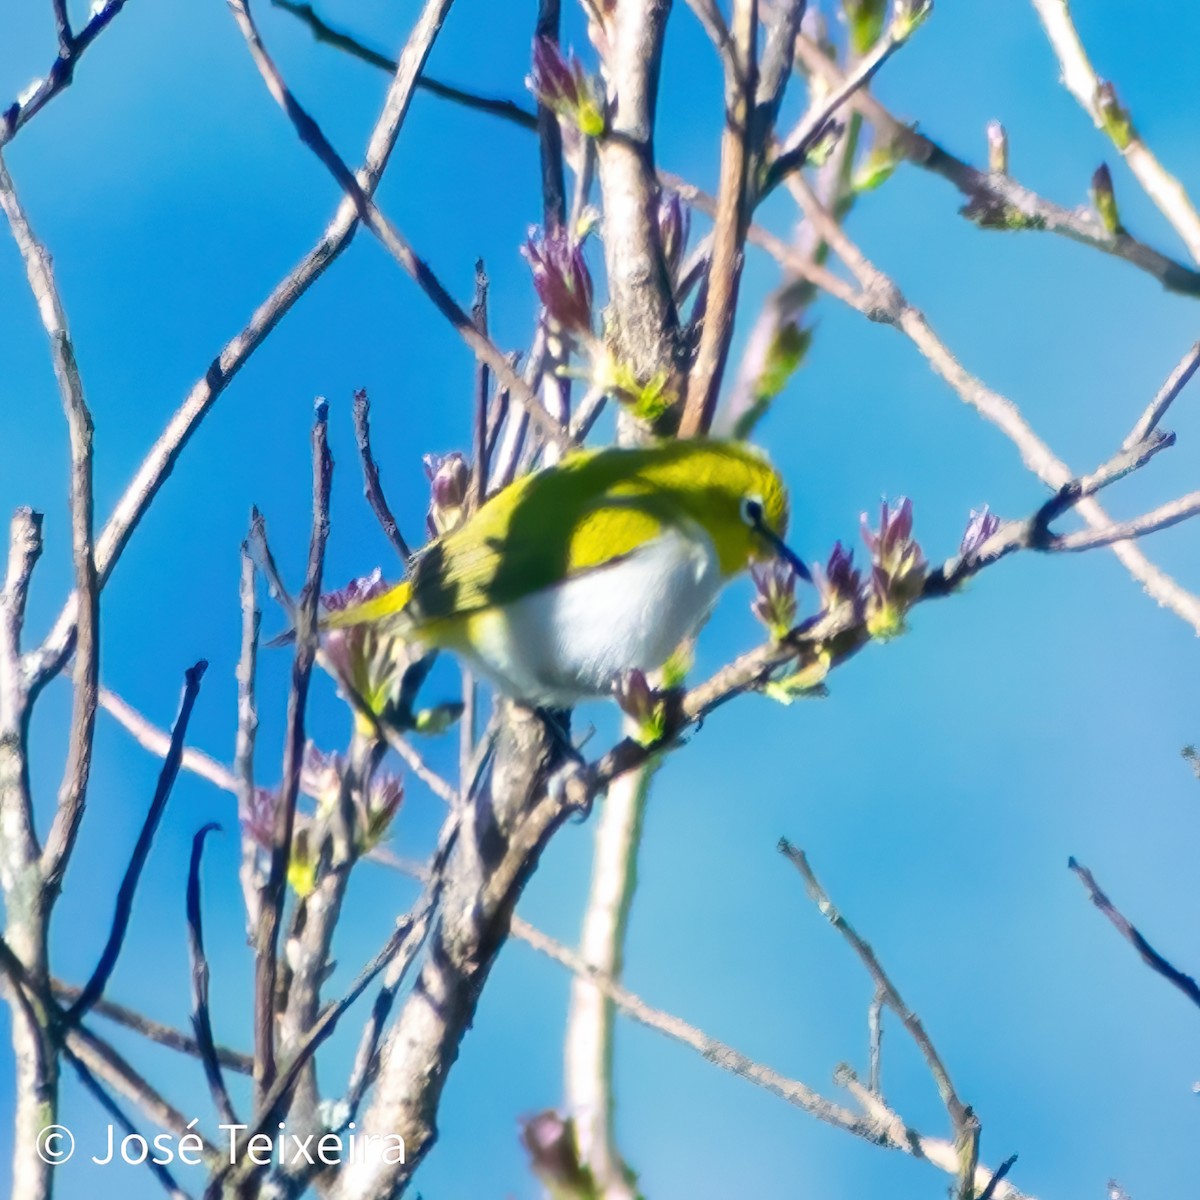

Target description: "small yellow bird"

left=325, top=439, right=799, bottom=708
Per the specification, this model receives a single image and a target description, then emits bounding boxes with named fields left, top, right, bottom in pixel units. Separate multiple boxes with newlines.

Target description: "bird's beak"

left=751, top=514, right=812, bottom=583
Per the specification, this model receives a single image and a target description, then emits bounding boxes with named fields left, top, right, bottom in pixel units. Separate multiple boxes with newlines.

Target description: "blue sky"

left=2, top=1, right=1199, bottom=1197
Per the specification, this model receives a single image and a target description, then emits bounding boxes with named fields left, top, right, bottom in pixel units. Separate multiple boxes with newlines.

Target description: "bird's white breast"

left=459, top=526, right=723, bottom=707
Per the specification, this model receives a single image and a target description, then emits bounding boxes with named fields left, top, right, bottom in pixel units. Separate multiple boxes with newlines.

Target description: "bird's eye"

left=740, top=495, right=765, bottom=527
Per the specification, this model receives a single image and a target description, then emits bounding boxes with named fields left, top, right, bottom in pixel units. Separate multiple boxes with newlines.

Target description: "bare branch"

left=681, top=0, right=732, bottom=64
left=1068, top=857, right=1200, bottom=1011
left=1123, top=339, right=1200, bottom=448
left=226, top=0, right=571, bottom=453
left=253, top=401, right=331, bottom=1101
left=67, top=662, right=209, bottom=1023
left=867, top=987, right=885, bottom=1097
left=100, top=687, right=237, bottom=794
left=333, top=704, right=572, bottom=1196
left=514, top=916, right=1032, bottom=1199
left=0, top=150, right=100, bottom=898
left=214, top=915, right=421, bottom=1195
left=64, top=1046, right=192, bottom=1200
left=593, top=0, right=681, bottom=389
left=564, top=764, right=651, bottom=1198
left=186, top=823, right=239, bottom=1127
left=234, top=542, right=263, bottom=931
left=792, top=35, right=1200, bottom=299
left=50, top=981, right=253, bottom=1074
left=980, top=1156, right=1021, bottom=1200
left=780, top=840, right=968, bottom=1127
left=1045, top=491, right=1200, bottom=552
left=679, top=0, right=758, bottom=437
left=1, top=0, right=130, bottom=147
left=1030, top=0, right=1200, bottom=264
left=65, top=1023, right=219, bottom=1164
left=779, top=169, right=1200, bottom=633
left=270, top=0, right=539, bottom=130
left=1, top=507, right=45, bottom=874
left=767, top=14, right=924, bottom=195
left=352, top=389, right=413, bottom=561
left=469, top=261, right=491, bottom=512
left=24, top=0, right=458, bottom=695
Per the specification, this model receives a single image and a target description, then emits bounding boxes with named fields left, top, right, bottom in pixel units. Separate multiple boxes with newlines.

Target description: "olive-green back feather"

left=327, top=440, right=786, bottom=632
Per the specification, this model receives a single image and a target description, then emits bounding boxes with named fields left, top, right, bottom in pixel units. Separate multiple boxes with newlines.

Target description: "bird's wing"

left=406, top=452, right=683, bottom=623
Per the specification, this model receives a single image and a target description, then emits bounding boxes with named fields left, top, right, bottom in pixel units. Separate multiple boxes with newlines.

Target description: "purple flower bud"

left=813, top=541, right=863, bottom=615
left=301, top=742, right=345, bottom=812
left=322, top=571, right=420, bottom=732
left=240, top=786, right=279, bottom=850
left=522, top=227, right=594, bottom=337
left=750, top=560, right=798, bottom=639
left=527, top=38, right=605, bottom=136
left=363, top=771, right=404, bottom=847
left=519, top=1111, right=591, bottom=1194
left=322, top=568, right=388, bottom=615
left=959, top=505, right=1000, bottom=557
left=614, top=668, right=654, bottom=722
left=861, top=498, right=926, bottom=637
left=613, top=669, right=667, bottom=745
left=423, top=452, right=469, bottom=536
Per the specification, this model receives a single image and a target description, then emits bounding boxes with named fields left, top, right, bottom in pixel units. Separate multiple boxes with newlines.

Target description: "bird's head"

left=639, top=441, right=805, bottom=581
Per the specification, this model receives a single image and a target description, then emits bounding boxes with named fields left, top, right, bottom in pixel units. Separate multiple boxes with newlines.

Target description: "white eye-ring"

left=740, top=494, right=765, bottom=527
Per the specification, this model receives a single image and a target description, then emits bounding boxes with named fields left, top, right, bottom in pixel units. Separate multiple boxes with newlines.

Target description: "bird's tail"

left=322, top=579, right=413, bottom=631
left=266, top=579, right=413, bottom=647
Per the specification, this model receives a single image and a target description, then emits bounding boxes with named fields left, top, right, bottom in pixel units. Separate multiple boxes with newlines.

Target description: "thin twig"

left=67, top=662, right=208, bottom=1023
left=51, top=0, right=74, bottom=53
left=64, top=1046, right=192, bottom=1200
left=210, top=916, right=421, bottom=1197
left=253, top=401, right=331, bottom=1101
left=3, top=937, right=222, bottom=1166
left=681, top=0, right=732, bottom=64
left=50, top=982, right=253, bottom=1073
left=269, top=0, right=538, bottom=130
left=352, top=388, right=412, bottom=561
left=66, top=1021, right=220, bottom=1165
left=513, top=917, right=1031, bottom=1198
left=779, top=169, right=1200, bottom=633
left=564, top=762, right=652, bottom=1199
left=227, top=0, right=571, bottom=453
left=1, top=0, right=130, bottom=147
left=867, top=987, right=885, bottom=1097
left=779, top=840, right=968, bottom=1127
left=469, top=261, right=491, bottom=511
left=24, top=0, right=457, bottom=695
left=792, top=35, right=1200, bottom=299
left=679, top=0, right=758, bottom=437
left=186, top=823, right=239, bottom=1127
left=235, top=541, right=263, bottom=930
left=0, top=150, right=99, bottom=898
left=1123, top=339, right=1200, bottom=448
left=384, top=731, right=459, bottom=807
left=1046, top=491, right=1200, bottom=552
left=766, top=15, right=922, bottom=195
left=100, top=686, right=237, bottom=793
left=0, top=507, right=45, bottom=873
left=980, top=1156, right=1021, bottom=1200
left=1030, top=0, right=1200, bottom=264
left=1068, top=857, right=1200, bottom=1011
